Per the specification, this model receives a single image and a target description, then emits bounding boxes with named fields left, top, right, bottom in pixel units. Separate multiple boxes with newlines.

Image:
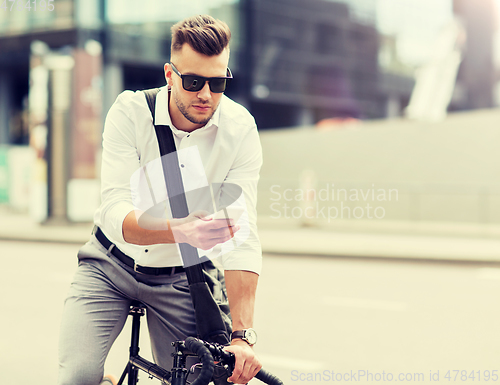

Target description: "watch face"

left=245, top=328, right=257, bottom=345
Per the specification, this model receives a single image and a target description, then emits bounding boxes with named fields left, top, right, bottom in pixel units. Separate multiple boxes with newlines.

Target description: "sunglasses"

left=170, top=63, right=232, bottom=93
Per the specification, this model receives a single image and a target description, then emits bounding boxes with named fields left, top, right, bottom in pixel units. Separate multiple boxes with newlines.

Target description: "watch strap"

left=231, top=330, right=246, bottom=340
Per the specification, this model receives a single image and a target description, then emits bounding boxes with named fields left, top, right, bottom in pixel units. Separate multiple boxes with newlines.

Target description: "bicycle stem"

left=171, top=341, right=189, bottom=385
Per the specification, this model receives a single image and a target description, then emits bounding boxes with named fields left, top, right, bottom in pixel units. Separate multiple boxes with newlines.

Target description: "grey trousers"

left=57, top=235, right=200, bottom=385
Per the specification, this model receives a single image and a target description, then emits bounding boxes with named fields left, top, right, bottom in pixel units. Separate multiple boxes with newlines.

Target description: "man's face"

left=165, top=44, right=230, bottom=132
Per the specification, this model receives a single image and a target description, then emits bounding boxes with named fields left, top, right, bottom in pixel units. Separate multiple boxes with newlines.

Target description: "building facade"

left=0, top=0, right=413, bottom=220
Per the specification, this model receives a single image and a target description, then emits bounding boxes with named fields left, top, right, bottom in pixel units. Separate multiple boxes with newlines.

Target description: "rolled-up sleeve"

left=218, top=125, right=263, bottom=274
left=95, top=91, right=140, bottom=243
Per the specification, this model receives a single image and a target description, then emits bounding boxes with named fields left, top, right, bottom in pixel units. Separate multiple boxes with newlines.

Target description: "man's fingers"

left=200, top=222, right=239, bottom=246
left=200, top=232, right=236, bottom=250
left=229, top=361, right=261, bottom=384
left=179, top=214, right=240, bottom=249
left=210, top=224, right=239, bottom=237
left=197, top=227, right=239, bottom=250
left=225, top=344, right=261, bottom=384
left=244, top=360, right=262, bottom=382
left=231, top=362, right=258, bottom=384
left=228, top=357, right=245, bottom=383
left=208, top=218, right=235, bottom=229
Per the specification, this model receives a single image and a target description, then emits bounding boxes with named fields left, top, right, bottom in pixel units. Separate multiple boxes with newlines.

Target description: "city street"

left=1, top=240, right=500, bottom=384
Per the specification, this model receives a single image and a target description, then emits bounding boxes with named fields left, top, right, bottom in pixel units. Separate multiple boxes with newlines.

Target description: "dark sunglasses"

left=170, top=63, right=232, bottom=93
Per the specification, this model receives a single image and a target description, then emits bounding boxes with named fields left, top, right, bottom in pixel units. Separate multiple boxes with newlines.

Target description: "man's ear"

left=164, top=63, right=173, bottom=87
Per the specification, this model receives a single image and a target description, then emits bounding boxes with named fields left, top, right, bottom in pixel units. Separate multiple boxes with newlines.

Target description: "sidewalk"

left=1, top=207, right=500, bottom=263
left=258, top=217, right=500, bottom=262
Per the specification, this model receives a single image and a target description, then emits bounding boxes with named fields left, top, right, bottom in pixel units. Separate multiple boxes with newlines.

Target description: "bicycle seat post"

left=129, top=302, right=145, bottom=358
left=117, top=301, right=145, bottom=385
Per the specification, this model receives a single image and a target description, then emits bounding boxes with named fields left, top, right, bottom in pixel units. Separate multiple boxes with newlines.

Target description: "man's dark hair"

left=171, top=15, right=231, bottom=56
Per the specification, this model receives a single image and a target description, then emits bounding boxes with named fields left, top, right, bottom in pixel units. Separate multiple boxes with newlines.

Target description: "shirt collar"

left=154, top=86, right=221, bottom=137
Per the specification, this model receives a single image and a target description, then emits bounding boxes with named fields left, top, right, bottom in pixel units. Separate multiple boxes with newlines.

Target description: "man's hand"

left=172, top=210, right=240, bottom=250
left=224, top=339, right=262, bottom=384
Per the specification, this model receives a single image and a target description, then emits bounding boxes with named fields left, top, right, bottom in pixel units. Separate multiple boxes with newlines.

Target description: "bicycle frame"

left=111, top=302, right=283, bottom=385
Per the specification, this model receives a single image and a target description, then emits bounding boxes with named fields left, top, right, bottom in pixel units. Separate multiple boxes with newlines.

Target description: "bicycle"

left=99, top=301, right=283, bottom=385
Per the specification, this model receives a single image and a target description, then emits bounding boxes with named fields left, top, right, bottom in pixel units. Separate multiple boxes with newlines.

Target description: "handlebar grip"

left=255, top=368, right=284, bottom=385
left=185, top=337, right=215, bottom=385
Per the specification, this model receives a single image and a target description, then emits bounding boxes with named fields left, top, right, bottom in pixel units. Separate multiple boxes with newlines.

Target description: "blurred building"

left=452, top=0, right=497, bottom=110
left=246, top=0, right=413, bottom=127
left=0, top=0, right=414, bottom=220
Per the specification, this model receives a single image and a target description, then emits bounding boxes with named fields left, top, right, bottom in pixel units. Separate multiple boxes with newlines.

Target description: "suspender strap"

left=143, top=87, right=231, bottom=347
left=143, top=88, right=160, bottom=125
left=142, top=88, right=206, bottom=281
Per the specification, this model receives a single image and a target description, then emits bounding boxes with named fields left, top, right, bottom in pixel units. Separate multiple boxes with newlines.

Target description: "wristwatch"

left=231, top=328, right=258, bottom=346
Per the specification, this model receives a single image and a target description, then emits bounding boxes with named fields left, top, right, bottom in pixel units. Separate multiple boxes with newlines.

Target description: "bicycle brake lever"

left=189, top=363, right=203, bottom=373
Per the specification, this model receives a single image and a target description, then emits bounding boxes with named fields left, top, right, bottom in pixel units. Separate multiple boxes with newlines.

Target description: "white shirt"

left=93, top=86, right=263, bottom=274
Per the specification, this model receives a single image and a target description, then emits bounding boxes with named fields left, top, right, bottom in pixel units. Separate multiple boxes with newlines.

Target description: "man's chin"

left=184, top=117, right=209, bottom=127
left=186, top=110, right=214, bottom=126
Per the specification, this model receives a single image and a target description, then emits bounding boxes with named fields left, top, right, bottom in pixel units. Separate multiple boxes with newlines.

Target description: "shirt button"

left=145, top=249, right=149, bottom=253
left=180, top=164, right=185, bottom=168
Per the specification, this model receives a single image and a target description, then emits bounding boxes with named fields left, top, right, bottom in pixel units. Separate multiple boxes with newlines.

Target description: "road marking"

left=321, top=296, right=409, bottom=311
left=476, top=268, right=500, bottom=280
left=258, top=353, right=326, bottom=371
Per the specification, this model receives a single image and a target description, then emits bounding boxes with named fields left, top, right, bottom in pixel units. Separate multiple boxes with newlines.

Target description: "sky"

left=375, top=0, right=453, bottom=66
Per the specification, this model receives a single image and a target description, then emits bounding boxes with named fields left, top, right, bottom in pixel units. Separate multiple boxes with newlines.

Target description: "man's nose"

left=197, top=81, right=212, bottom=100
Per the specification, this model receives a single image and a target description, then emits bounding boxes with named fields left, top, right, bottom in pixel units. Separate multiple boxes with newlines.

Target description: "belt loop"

left=106, top=243, right=115, bottom=257
left=134, top=262, right=139, bottom=273
left=171, top=266, right=176, bottom=275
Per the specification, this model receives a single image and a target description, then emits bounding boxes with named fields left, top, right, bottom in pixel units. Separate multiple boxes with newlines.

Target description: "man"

left=58, top=15, right=263, bottom=385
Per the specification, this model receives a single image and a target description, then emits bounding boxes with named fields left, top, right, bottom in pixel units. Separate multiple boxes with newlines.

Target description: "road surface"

left=1, top=240, right=500, bottom=384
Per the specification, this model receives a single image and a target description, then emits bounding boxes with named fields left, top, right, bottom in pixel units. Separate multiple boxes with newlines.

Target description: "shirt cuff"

left=221, top=250, right=262, bottom=275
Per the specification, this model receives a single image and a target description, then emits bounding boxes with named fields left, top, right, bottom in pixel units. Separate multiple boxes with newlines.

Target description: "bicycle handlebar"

left=184, top=337, right=284, bottom=385
left=255, top=368, right=284, bottom=385
left=185, top=337, right=215, bottom=385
